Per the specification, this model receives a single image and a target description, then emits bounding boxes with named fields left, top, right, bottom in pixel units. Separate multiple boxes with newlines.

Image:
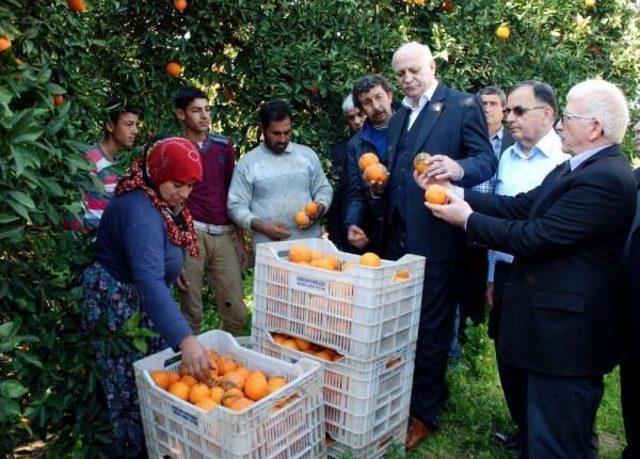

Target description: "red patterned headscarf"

left=115, top=137, right=203, bottom=258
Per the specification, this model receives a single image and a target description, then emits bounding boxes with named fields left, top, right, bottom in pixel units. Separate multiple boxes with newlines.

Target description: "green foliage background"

left=0, top=0, right=639, bottom=455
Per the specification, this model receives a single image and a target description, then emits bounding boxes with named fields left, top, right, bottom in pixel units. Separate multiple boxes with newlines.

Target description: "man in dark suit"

left=456, top=85, right=515, bottom=342
left=422, top=79, right=637, bottom=457
left=326, top=95, right=365, bottom=251
left=376, top=41, right=497, bottom=448
left=621, top=122, right=640, bottom=459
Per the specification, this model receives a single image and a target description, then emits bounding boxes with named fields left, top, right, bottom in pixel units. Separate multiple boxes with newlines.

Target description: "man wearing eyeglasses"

left=418, top=79, right=637, bottom=457
left=483, top=81, right=569, bottom=452
left=622, top=120, right=640, bottom=459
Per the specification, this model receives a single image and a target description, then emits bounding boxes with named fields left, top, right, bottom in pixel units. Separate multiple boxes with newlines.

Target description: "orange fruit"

left=314, top=350, right=333, bottom=361
left=425, top=184, right=448, bottom=205
left=304, top=202, right=320, bottom=219
left=217, top=356, right=238, bottom=375
left=358, top=152, right=379, bottom=172
left=0, top=37, right=11, bottom=53
left=228, top=397, right=254, bottom=411
left=268, top=377, right=287, bottom=393
left=189, top=383, right=211, bottom=404
left=281, top=339, right=299, bottom=351
left=364, top=163, right=388, bottom=183
left=166, top=372, right=181, bottom=384
left=166, top=61, right=182, bottom=77
left=294, top=338, right=311, bottom=351
left=174, top=0, right=187, bottom=12
left=236, top=366, right=250, bottom=383
left=220, top=370, right=246, bottom=390
left=295, top=211, right=311, bottom=228
left=325, top=256, right=340, bottom=271
left=393, top=270, right=411, bottom=281
left=360, top=252, right=382, bottom=267
left=244, top=372, right=270, bottom=401
left=150, top=370, right=171, bottom=390
left=53, top=95, right=65, bottom=107
left=289, top=245, right=311, bottom=263
left=413, top=152, right=432, bottom=174
left=209, top=386, right=225, bottom=404
left=272, top=333, right=287, bottom=345
left=222, top=388, right=244, bottom=407
left=309, top=249, right=324, bottom=261
left=168, top=381, right=190, bottom=401
left=311, top=258, right=335, bottom=271
left=496, top=25, right=510, bottom=40
left=67, top=0, right=86, bottom=12
left=180, top=375, right=198, bottom=387
left=195, top=398, right=218, bottom=411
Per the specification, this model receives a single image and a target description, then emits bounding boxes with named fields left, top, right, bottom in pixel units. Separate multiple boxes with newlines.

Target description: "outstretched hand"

left=424, top=188, right=473, bottom=228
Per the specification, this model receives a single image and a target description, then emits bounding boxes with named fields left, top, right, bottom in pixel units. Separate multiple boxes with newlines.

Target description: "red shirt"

left=186, top=133, right=236, bottom=225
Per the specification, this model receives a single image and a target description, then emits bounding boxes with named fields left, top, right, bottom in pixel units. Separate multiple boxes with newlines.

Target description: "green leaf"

left=132, top=337, right=147, bottom=354
left=0, top=214, right=20, bottom=224
left=9, top=190, right=36, bottom=209
left=0, top=380, right=28, bottom=399
left=16, top=352, right=43, bottom=369
left=0, top=321, right=16, bottom=339
left=0, top=224, right=24, bottom=240
left=0, top=398, right=21, bottom=419
left=7, top=199, right=31, bottom=221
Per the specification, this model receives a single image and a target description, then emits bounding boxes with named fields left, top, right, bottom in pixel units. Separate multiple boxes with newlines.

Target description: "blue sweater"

left=94, top=190, right=192, bottom=348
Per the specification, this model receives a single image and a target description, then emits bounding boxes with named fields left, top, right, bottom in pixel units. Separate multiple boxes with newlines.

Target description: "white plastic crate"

left=134, top=331, right=325, bottom=459
left=252, top=239, right=425, bottom=361
left=253, top=328, right=415, bottom=448
left=327, top=419, right=408, bottom=459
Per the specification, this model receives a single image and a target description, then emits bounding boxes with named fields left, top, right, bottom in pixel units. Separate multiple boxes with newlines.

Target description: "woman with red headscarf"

left=82, top=136, right=214, bottom=457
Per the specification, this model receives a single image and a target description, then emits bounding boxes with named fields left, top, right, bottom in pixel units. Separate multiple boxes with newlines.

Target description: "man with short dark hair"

left=82, top=100, right=140, bottom=231
left=422, top=79, right=636, bottom=457
left=327, top=94, right=364, bottom=251
left=175, top=86, right=248, bottom=335
left=228, top=100, right=333, bottom=249
left=345, top=74, right=395, bottom=253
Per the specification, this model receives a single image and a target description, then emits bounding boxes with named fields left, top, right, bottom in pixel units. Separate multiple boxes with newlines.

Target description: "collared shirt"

left=472, top=126, right=505, bottom=194
left=401, top=80, right=439, bottom=130
left=83, top=144, right=121, bottom=231
left=569, top=144, right=612, bottom=171
left=227, top=141, right=333, bottom=249
left=487, top=128, right=569, bottom=281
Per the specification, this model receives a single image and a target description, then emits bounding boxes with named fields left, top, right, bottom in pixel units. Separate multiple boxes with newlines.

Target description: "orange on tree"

left=425, top=184, right=448, bottom=205
left=53, top=95, right=65, bottom=107
left=358, top=152, right=379, bottom=172
left=174, top=0, right=187, bottom=12
left=496, top=25, right=510, bottom=40
left=67, top=0, right=86, bottom=12
left=360, top=252, right=382, bottom=267
left=0, top=37, right=11, bottom=53
left=585, top=0, right=596, bottom=6
left=166, top=61, right=183, bottom=77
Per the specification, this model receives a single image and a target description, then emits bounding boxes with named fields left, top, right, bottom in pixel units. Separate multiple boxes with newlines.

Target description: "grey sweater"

left=227, top=142, right=333, bottom=248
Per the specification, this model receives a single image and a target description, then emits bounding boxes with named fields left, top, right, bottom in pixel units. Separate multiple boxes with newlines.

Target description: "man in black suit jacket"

left=422, top=79, right=637, bottom=457
left=326, top=95, right=365, bottom=251
left=375, top=41, right=497, bottom=448
left=622, top=123, right=640, bottom=458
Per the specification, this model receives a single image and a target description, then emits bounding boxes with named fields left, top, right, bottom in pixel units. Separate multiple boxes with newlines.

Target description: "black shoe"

left=492, top=431, right=523, bottom=451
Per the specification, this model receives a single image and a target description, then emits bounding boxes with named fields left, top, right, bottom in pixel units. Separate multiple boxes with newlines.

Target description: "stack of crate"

left=251, top=239, right=425, bottom=458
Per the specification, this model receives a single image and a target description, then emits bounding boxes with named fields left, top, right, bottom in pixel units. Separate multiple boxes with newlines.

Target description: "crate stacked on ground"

left=250, top=239, right=425, bottom=458
left=134, top=330, right=326, bottom=459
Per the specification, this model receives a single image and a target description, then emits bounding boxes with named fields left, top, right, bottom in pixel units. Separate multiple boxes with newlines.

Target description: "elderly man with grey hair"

left=419, top=79, right=637, bottom=457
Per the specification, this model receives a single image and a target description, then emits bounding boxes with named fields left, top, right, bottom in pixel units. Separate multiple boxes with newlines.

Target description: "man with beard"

left=228, top=99, right=333, bottom=250
left=344, top=75, right=396, bottom=253
left=175, top=86, right=248, bottom=335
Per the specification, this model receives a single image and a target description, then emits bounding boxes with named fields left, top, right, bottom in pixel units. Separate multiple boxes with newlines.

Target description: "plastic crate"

left=327, top=419, right=408, bottom=459
left=253, top=328, right=415, bottom=448
left=134, top=331, right=325, bottom=459
left=252, top=239, right=425, bottom=361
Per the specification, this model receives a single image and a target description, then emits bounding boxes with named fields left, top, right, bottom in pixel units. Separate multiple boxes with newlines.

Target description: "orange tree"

left=1, top=0, right=639, bottom=456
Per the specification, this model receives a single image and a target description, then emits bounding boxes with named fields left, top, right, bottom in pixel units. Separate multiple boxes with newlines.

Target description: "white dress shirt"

left=487, top=128, right=570, bottom=281
left=401, top=80, right=439, bottom=131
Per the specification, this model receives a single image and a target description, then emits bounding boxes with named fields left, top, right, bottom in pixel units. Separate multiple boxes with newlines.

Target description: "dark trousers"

left=458, top=244, right=488, bottom=336
left=526, top=372, right=603, bottom=458
left=492, top=261, right=528, bottom=443
left=383, top=214, right=461, bottom=428
left=621, top=353, right=640, bottom=458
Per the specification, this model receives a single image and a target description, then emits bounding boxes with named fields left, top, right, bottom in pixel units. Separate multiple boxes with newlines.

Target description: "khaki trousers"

left=179, top=231, right=247, bottom=334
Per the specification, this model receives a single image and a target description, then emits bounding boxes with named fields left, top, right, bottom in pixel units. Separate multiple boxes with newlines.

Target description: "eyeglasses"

left=559, top=112, right=595, bottom=123
left=502, top=105, right=548, bottom=117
